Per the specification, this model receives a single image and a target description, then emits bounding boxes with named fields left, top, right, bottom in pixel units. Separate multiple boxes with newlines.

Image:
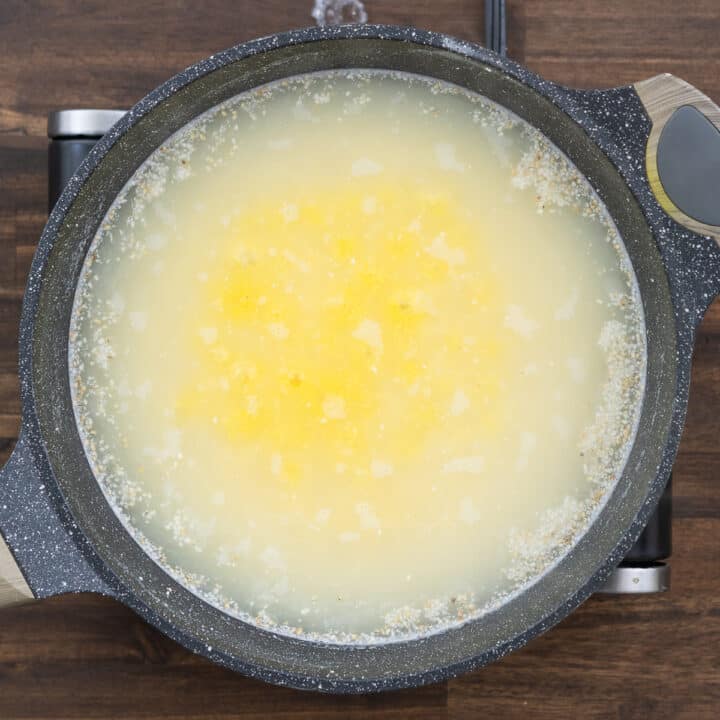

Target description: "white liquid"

left=70, top=71, right=645, bottom=643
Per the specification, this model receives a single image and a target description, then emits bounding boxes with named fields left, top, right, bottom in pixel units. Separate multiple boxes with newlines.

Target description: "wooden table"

left=1, top=2, right=718, bottom=717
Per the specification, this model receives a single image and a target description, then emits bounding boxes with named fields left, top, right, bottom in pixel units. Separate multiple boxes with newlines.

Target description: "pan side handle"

left=0, top=531, right=33, bottom=608
left=635, top=74, right=720, bottom=245
left=0, top=432, right=113, bottom=608
left=570, top=77, right=720, bottom=321
left=0, top=436, right=37, bottom=608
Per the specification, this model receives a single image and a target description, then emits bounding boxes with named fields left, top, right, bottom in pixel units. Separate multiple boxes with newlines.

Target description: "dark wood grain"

left=0, top=2, right=718, bottom=718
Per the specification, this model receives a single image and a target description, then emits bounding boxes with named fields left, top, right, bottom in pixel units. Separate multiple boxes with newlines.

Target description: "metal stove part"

left=623, top=474, right=672, bottom=564
left=311, top=0, right=367, bottom=26
left=47, top=109, right=126, bottom=210
left=602, top=475, right=672, bottom=593
left=46, top=101, right=673, bottom=596
left=47, top=109, right=126, bottom=139
left=485, top=0, right=507, bottom=57
left=599, top=564, right=670, bottom=593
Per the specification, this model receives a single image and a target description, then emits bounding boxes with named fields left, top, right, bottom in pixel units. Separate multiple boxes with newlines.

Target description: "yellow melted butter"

left=179, top=179, right=509, bottom=507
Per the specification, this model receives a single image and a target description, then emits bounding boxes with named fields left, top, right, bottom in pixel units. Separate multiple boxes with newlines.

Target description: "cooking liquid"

left=70, top=70, right=645, bottom=642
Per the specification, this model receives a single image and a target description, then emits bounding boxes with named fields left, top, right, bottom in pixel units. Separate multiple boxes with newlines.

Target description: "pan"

left=1, top=25, right=719, bottom=692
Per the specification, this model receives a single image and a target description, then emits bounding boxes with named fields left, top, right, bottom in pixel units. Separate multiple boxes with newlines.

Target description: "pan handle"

left=0, top=436, right=39, bottom=607
left=573, top=74, right=720, bottom=322
left=634, top=74, right=720, bottom=245
left=0, top=432, right=112, bottom=608
left=0, top=529, right=33, bottom=607
left=570, top=74, right=720, bottom=320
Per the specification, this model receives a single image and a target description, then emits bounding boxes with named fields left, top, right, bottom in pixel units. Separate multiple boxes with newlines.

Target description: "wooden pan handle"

left=635, top=74, right=720, bottom=244
left=0, top=532, right=33, bottom=608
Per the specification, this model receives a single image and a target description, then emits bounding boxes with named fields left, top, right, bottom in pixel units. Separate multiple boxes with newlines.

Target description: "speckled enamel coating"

left=1, top=25, right=719, bottom=693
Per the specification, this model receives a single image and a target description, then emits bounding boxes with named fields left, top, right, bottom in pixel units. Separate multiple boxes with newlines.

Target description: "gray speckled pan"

left=1, top=26, right=720, bottom=693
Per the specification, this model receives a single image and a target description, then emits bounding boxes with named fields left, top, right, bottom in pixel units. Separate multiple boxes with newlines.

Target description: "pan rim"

left=20, top=24, right=686, bottom=692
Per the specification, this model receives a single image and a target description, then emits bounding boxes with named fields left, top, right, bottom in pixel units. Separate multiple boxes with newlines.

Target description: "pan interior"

left=67, top=67, right=645, bottom=644
left=31, top=36, right=676, bottom=685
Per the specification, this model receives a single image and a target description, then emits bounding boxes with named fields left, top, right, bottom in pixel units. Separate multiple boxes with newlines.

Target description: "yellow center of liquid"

left=179, top=180, right=506, bottom=513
